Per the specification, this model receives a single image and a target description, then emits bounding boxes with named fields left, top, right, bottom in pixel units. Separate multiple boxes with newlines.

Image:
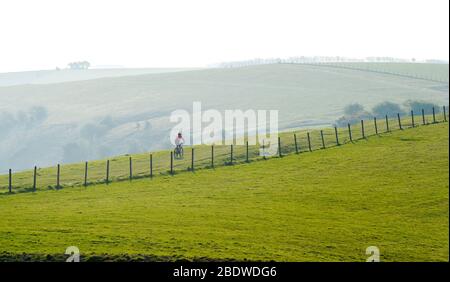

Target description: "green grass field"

left=0, top=122, right=447, bottom=261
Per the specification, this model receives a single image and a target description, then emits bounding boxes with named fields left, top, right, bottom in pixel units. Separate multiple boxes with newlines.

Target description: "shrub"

left=372, top=102, right=404, bottom=118
left=404, top=100, right=441, bottom=115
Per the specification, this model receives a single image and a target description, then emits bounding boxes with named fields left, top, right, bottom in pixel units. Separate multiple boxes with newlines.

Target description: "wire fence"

left=298, top=62, right=449, bottom=83
left=0, top=106, right=447, bottom=195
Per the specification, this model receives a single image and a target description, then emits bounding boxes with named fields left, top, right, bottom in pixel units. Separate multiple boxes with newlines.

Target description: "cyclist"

left=174, top=132, right=185, bottom=157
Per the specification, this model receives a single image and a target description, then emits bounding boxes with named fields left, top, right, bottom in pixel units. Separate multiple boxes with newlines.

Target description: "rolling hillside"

left=0, top=122, right=448, bottom=261
left=0, top=63, right=448, bottom=173
left=0, top=68, right=200, bottom=87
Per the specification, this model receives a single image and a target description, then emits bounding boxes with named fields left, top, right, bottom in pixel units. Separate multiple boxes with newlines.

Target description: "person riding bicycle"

left=174, top=132, right=185, bottom=155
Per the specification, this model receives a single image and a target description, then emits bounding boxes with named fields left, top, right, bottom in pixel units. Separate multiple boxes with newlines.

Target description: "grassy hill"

left=0, top=63, right=448, bottom=173
left=0, top=122, right=447, bottom=261
left=1, top=63, right=447, bottom=126
left=0, top=68, right=200, bottom=87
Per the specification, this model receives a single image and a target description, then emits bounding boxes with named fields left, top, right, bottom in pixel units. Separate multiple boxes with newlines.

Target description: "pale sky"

left=0, top=0, right=448, bottom=72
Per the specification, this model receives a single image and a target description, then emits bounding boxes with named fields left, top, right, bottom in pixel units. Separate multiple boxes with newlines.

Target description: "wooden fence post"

left=294, top=134, right=299, bottom=153
left=334, top=127, right=340, bottom=145
left=246, top=141, right=249, bottom=162
left=262, top=140, right=266, bottom=160
left=57, top=164, right=60, bottom=189
left=129, top=157, right=133, bottom=180
left=385, top=115, right=390, bottom=132
left=320, top=130, right=325, bottom=149
left=8, top=169, right=12, bottom=193
left=432, top=107, right=436, bottom=123
left=106, top=160, right=110, bottom=184
left=33, top=166, right=37, bottom=191
left=361, top=120, right=365, bottom=138
left=397, top=113, right=402, bottom=130
left=422, top=109, right=426, bottom=125
left=307, top=132, right=312, bottom=151
left=230, top=145, right=233, bottom=164
left=374, top=117, right=378, bottom=135
left=211, top=145, right=214, bottom=168
left=347, top=124, right=353, bottom=142
left=84, top=161, right=88, bottom=186
left=150, top=154, right=153, bottom=178
left=444, top=106, right=447, bottom=122
left=411, top=110, right=415, bottom=127
left=278, top=137, right=282, bottom=157
left=170, top=151, right=174, bottom=175
left=191, top=148, right=195, bottom=171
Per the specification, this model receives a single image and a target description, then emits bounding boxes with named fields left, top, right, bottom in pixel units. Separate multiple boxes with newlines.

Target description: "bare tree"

left=68, top=61, right=91, bottom=70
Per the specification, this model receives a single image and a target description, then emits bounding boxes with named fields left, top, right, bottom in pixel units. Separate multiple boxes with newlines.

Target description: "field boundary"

left=284, top=62, right=449, bottom=84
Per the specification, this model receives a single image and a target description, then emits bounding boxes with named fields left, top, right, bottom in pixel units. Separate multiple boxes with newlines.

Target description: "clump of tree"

left=0, top=106, right=48, bottom=133
left=80, top=116, right=117, bottom=143
left=372, top=102, right=405, bottom=118
left=335, top=100, right=442, bottom=126
left=404, top=100, right=441, bottom=115
left=62, top=114, right=159, bottom=164
left=64, top=116, right=121, bottom=162
left=335, top=103, right=372, bottom=127
left=68, top=61, right=90, bottom=70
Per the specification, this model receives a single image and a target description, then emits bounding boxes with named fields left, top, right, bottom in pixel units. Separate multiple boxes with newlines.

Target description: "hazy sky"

left=0, top=0, right=448, bottom=72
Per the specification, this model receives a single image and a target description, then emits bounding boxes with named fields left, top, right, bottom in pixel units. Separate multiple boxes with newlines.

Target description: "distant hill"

left=0, top=63, right=448, bottom=172
left=0, top=68, right=200, bottom=87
